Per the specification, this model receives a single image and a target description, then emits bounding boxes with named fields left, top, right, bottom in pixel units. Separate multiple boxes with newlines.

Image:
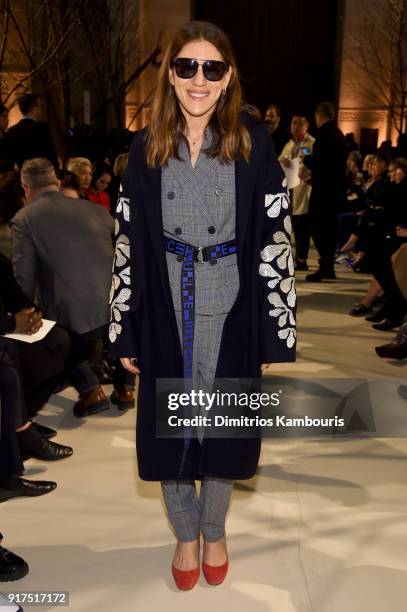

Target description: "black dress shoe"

left=30, top=421, right=57, bottom=439
left=366, top=309, right=388, bottom=323
left=0, top=535, right=29, bottom=581
left=349, top=303, right=372, bottom=317
left=375, top=321, right=407, bottom=356
left=22, top=436, right=73, bottom=461
left=0, top=477, right=57, bottom=503
left=372, top=319, right=401, bottom=332
left=375, top=341, right=407, bottom=359
left=17, top=425, right=73, bottom=461
left=305, top=269, right=336, bottom=282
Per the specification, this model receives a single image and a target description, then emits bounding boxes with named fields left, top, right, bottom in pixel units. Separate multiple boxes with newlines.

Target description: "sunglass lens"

left=203, top=61, right=227, bottom=81
left=174, top=58, right=197, bottom=79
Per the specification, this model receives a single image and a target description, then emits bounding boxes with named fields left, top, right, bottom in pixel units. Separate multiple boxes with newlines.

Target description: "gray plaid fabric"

left=161, top=477, right=233, bottom=542
left=174, top=311, right=227, bottom=443
left=162, top=131, right=239, bottom=315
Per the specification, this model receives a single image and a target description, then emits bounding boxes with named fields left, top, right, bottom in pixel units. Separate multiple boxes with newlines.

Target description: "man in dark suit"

left=303, top=102, right=347, bottom=281
left=11, top=158, right=135, bottom=417
left=0, top=93, right=58, bottom=168
left=0, top=251, right=76, bottom=502
left=264, top=103, right=290, bottom=156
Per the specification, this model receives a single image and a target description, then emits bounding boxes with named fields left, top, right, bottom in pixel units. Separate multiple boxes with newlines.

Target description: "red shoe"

left=171, top=564, right=200, bottom=590
left=202, top=556, right=229, bottom=586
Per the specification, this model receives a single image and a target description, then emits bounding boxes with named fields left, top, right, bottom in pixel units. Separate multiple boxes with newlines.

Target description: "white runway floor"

left=1, top=261, right=406, bottom=612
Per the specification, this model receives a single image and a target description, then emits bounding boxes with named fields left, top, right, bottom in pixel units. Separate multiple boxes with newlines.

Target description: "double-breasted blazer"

left=162, top=134, right=239, bottom=315
left=109, top=118, right=296, bottom=481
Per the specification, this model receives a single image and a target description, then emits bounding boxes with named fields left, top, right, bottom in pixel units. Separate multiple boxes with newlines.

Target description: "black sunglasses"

left=171, top=57, right=229, bottom=82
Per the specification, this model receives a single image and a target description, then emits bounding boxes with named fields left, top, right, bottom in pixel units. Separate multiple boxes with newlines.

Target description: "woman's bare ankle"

left=203, top=535, right=227, bottom=566
left=173, top=538, right=200, bottom=570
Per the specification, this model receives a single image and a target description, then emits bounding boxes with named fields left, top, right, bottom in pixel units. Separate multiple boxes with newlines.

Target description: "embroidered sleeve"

left=109, top=186, right=131, bottom=344
left=108, top=174, right=139, bottom=359
left=259, top=138, right=297, bottom=363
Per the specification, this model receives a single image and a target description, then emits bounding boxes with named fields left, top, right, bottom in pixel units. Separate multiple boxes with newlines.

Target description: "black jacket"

left=108, top=124, right=297, bottom=481
left=304, top=120, right=347, bottom=213
left=0, top=252, right=32, bottom=335
left=0, top=118, right=58, bottom=168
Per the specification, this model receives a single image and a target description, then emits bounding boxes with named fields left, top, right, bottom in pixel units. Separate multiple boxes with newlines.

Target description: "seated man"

left=0, top=252, right=73, bottom=472
left=11, top=158, right=135, bottom=417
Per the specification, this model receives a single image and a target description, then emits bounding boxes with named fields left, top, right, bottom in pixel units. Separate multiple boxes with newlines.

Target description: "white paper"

left=280, top=157, right=301, bottom=189
left=3, top=319, right=56, bottom=343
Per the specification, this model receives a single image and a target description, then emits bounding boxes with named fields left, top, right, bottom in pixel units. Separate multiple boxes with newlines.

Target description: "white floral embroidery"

left=259, top=263, right=282, bottom=289
left=260, top=187, right=296, bottom=349
left=280, top=277, right=296, bottom=308
left=267, top=293, right=296, bottom=327
left=115, top=234, right=130, bottom=267
left=264, top=192, right=290, bottom=218
left=116, top=196, right=130, bottom=221
left=278, top=327, right=296, bottom=348
left=119, top=265, right=130, bottom=285
left=109, top=190, right=132, bottom=343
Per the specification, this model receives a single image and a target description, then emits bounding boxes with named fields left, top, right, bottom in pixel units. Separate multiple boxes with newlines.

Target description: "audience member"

left=110, top=152, right=129, bottom=204
left=0, top=94, right=57, bottom=168
left=336, top=151, right=365, bottom=252
left=375, top=238, right=407, bottom=358
left=240, top=102, right=263, bottom=124
left=340, top=155, right=390, bottom=267
left=10, top=159, right=134, bottom=417
left=85, top=161, right=112, bottom=212
left=362, top=153, right=376, bottom=188
left=58, top=170, right=81, bottom=198
left=66, top=157, right=92, bottom=198
left=279, top=114, right=315, bottom=270
left=346, top=155, right=407, bottom=327
left=303, top=101, right=347, bottom=281
left=264, top=103, right=290, bottom=155
left=0, top=260, right=77, bottom=509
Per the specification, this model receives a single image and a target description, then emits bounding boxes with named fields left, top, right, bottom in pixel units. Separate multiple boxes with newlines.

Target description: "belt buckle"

left=194, top=246, right=204, bottom=263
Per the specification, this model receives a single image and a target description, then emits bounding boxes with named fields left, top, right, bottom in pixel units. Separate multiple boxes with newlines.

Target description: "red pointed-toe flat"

left=171, top=564, right=200, bottom=590
left=202, top=556, right=229, bottom=586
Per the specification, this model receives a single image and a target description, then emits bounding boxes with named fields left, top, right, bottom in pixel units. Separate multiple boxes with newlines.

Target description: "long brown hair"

left=145, top=21, right=251, bottom=168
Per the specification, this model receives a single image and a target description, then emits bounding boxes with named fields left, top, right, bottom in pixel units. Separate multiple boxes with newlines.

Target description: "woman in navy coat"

left=109, top=21, right=296, bottom=589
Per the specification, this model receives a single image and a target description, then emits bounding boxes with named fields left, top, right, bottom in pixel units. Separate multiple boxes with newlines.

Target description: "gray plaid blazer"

left=162, top=134, right=239, bottom=315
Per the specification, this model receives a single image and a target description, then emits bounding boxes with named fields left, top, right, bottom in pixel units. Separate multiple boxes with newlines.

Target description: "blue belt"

left=163, top=235, right=237, bottom=476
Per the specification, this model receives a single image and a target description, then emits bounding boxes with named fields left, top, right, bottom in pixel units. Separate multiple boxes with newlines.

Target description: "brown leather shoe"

left=73, top=386, right=110, bottom=418
left=110, top=386, right=135, bottom=410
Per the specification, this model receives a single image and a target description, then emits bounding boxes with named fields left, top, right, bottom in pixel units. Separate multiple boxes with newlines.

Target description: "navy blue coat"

left=109, top=121, right=296, bottom=481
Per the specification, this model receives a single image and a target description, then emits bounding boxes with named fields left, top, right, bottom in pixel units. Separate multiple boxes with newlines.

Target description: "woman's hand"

left=281, top=158, right=291, bottom=169
left=120, top=357, right=140, bottom=374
